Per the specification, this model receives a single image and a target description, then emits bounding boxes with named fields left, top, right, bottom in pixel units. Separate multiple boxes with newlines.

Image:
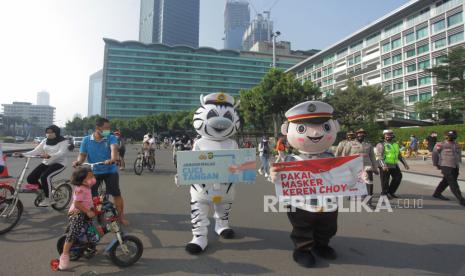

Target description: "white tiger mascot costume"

left=185, top=92, right=240, bottom=254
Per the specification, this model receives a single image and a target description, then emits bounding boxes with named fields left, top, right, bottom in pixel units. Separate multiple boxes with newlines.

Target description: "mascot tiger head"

left=193, top=92, right=240, bottom=141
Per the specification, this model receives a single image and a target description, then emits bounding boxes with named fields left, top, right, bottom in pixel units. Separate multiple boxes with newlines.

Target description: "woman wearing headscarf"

left=15, top=125, right=68, bottom=206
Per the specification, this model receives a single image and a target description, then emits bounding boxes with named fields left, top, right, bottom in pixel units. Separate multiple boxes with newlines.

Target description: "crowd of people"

left=0, top=112, right=463, bottom=270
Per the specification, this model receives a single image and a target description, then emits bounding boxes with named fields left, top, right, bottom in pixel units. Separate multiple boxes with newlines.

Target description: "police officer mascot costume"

left=184, top=92, right=241, bottom=254
left=271, top=101, right=341, bottom=268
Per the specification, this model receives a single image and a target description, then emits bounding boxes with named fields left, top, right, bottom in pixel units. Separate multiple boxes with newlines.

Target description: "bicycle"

left=133, top=149, right=155, bottom=175
left=51, top=194, right=143, bottom=269
left=0, top=155, right=73, bottom=235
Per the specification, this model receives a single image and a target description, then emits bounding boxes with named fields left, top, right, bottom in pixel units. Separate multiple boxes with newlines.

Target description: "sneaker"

left=58, top=254, right=70, bottom=270
left=258, top=169, right=263, bottom=175
left=264, top=173, right=269, bottom=178
left=38, top=198, right=51, bottom=207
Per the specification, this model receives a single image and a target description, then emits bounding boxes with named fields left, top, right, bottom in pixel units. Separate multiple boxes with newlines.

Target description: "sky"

left=0, top=0, right=409, bottom=127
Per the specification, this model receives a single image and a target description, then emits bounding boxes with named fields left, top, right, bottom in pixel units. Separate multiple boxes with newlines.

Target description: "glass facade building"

left=224, top=0, right=250, bottom=50
left=289, top=0, right=465, bottom=120
left=102, top=39, right=308, bottom=119
left=139, top=0, right=200, bottom=48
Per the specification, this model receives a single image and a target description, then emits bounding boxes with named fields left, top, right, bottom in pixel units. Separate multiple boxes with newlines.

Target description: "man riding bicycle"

left=142, top=134, right=156, bottom=159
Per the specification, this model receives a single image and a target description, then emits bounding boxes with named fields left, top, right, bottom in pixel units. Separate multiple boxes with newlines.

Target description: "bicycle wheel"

left=51, top=181, right=73, bottom=211
left=56, top=235, right=84, bottom=261
left=0, top=198, right=23, bottom=235
left=109, top=235, right=144, bottom=267
left=133, top=157, right=143, bottom=175
left=147, top=156, right=155, bottom=172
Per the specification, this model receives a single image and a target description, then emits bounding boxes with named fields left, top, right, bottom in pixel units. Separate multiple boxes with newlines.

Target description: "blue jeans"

left=260, top=155, right=270, bottom=175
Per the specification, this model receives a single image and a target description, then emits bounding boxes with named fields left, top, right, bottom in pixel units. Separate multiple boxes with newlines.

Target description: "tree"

left=239, top=68, right=321, bottom=138
left=325, top=79, right=393, bottom=130
left=416, top=46, right=465, bottom=123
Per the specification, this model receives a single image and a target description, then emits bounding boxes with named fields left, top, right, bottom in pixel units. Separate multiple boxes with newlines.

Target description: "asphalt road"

left=0, top=146, right=464, bottom=276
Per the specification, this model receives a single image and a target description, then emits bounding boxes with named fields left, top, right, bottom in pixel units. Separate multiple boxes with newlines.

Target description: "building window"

left=417, top=44, right=429, bottom=54
left=449, top=31, right=464, bottom=44
left=383, top=71, right=392, bottom=80
left=382, top=42, right=391, bottom=53
left=416, top=27, right=428, bottom=40
left=433, top=19, right=446, bottom=33
left=433, top=38, right=446, bottom=49
left=354, top=55, right=361, bottom=64
left=393, top=96, right=404, bottom=105
left=419, top=76, right=431, bottom=85
left=448, top=11, right=463, bottom=27
left=435, top=55, right=447, bottom=65
left=408, top=94, right=418, bottom=103
left=383, top=84, right=392, bottom=92
left=418, top=59, right=430, bottom=70
left=405, top=49, right=416, bottom=58
left=405, top=32, right=415, bottom=44
left=406, top=64, right=417, bottom=73
left=392, top=53, right=402, bottom=63
left=409, top=112, right=419, bottom=120
left=408, top=79, right=418, bottom=87
left=383, top=57, right=392, bottom=66
left=392, top=38, right=402, bottom=49
left=419, top=91, right=432, bottom=101
left=393, top=68, right=403, bottom=77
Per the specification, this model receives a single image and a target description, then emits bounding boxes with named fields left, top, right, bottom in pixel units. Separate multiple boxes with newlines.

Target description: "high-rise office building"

left=288, top=0, right=465, bottom=121
left=37, top=91, right=50, bottom=106
left=242, top=13, right=273, bottom=51
left=139, top=0, right=200, bottom=48
left=101, top=38, right=313, bottom=119
left=88, top=70, right=103, bottom=116
left=224, top=0, right=250, bottom=50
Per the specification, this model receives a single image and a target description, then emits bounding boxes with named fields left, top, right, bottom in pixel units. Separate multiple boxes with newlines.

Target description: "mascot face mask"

left=193, top=93, right=240, bottom=141
left=281, top=101, right=340, bottom=154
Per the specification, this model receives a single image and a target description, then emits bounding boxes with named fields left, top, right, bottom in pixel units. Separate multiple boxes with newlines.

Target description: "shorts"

left=65, top=212, right=92, bottom=243
left=119, top=148, right=126, bottom=158
left=92, top=173, right=121, bottom=197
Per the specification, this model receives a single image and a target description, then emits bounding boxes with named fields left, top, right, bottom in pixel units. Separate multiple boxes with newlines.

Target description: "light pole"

left=271, top=31, right=281, bottom=68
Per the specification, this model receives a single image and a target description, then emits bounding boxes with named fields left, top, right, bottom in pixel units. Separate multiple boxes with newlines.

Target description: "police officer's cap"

left=285, top=101, right=333, bottom=124
left=202, top=92, right=235, bottom=107
left=383, top=129, right=394, bottom=135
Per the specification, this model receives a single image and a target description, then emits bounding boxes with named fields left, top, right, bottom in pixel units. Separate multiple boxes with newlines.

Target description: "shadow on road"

left=121, top=212, right=465, bottom=275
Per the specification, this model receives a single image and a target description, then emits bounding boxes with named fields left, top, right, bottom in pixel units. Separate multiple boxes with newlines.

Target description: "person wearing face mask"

left=432, top=130, right=464, bottom=206
left=335, top=131, right=355, bottom=157
left=375, top=130, right=409, bottom=199
left=14, top=125, right=68, bottom=207
left=73, top=118, right=128, bottom=225
left=342, top=128, right=379, bottom=207
left=58, top=166, right=97, bottom=270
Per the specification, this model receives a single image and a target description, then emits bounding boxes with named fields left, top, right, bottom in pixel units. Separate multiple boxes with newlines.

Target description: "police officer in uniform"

left=375, top=130, right=409, bottom=199
left=342, top=128, right=378, bottom=206
left=335, top=131, right=355, bottom=157
left=432, top=130, right=465, bottom=206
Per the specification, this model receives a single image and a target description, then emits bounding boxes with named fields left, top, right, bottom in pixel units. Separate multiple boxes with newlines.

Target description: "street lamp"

left=271, top=31, right=281, bottom=68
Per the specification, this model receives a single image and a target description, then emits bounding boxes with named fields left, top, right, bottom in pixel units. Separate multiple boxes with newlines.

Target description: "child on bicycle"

left=58, top=166, right=96, bottom=270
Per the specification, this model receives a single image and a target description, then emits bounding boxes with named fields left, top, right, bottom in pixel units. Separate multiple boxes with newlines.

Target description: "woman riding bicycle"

left=14, top=125, right=69, bottom=207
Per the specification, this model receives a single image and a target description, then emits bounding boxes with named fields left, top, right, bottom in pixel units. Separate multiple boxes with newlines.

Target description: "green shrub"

left=385, top=124, right=465, bottom=144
